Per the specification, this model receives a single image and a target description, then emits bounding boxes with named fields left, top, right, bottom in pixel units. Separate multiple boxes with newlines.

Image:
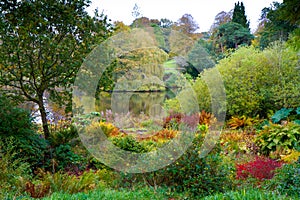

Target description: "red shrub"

left=236, top=156, right=282, bottom=180
left=163, top=113, right=183, bottom=128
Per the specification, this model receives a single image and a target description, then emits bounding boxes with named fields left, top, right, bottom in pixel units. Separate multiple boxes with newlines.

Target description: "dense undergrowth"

left=1, top=92, right=300, bottom=199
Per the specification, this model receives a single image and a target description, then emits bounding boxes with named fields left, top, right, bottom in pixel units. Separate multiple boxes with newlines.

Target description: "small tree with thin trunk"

left=0, top=0, right=113, bottom=138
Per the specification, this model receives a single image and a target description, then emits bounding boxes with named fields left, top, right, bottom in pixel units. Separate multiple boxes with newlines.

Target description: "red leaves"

left=236, top=156, right=282, bottom=180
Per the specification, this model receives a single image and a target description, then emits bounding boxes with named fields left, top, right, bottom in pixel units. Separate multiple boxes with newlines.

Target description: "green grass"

left=2, top=187, right=298, bottom=200
left=163, top=60, right=177, bottom=69
left=42, top=187, right=168, bottom=200
left=202, top=189, right=296, bottom=200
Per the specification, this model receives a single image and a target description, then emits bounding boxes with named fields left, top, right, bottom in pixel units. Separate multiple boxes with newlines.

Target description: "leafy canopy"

left=0, top=0, right=113, bottom=138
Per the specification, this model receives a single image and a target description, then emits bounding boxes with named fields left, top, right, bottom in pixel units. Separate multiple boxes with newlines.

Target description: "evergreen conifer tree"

left=232, top=1, right=250, bottom=29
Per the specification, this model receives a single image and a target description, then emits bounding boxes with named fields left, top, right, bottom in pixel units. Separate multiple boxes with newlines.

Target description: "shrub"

left=0, top=96, right=35, bottom=136
left=199, top=110, right=215, bottom=125
left=236, top=156, right=282, bottom=180
left=142, top=129, right=178, bottom=143
left=0, top=134, right=48, bottom=170
left=163, top=98, right=181, bottom=114
left=264, top=162, right=300, bottom=198
left=110, top=135, right=156, bottom=153
left=163, top=111, right=212, bottom=130
left=255, top=123, right=300, bottom=156
left=83, top=120, right=123, bottom=139
left=48, top=120, right=78, bottom=147
left=0, top=96, right=49, bottom=169
left=0, top=140, right=31, bottom=193
left=193, top=45, right=300, bottom=118
left=271, top=107, right=300, bottom=124
left=163, top=113, right=183, bottom=129
left=220, top=130, right=258, bottom=155
left=119, top=132, right=235, bottom=198
left=281, top=150, right=300, bottom=163
left=227, top=116, right=258, bottom=130
left=99, top=121, right=120, bottom=137
left=166, top=153, right=234, bottom=197
left=48, top=144, right=86, bottom=173
left=25, top=169, right=117, bottom=198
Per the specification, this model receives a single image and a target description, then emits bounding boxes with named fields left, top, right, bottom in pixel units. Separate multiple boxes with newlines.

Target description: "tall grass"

left=203, top=189, right=294, bottom=200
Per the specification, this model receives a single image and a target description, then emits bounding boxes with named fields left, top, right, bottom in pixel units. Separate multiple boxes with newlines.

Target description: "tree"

left=210, top=10, right=233, bottom=32
left=186, top=40, right=215, bottom=78
left=232, top=1, right=249, bottom=29
left=258, top=1, right=298, bottom=49
left=279, top=0, right=300, bottom=26
left=0, top=0, right=113, bottom=138
left=132, top=3, right=142, bottom=19
left=213, top=22, right=253, bottom=52
left=114, top=21, right=131, bottom=33
left=97, top=47, right=168, bottom=92
left=160, top=18, right=174, bottom=28
left=174, top=14, right=199, bottom=36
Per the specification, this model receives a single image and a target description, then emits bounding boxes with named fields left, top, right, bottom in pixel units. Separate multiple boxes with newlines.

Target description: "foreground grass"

left=43, top=188, right=297, bottom=200
left=1, top=187, right=296, bottom=200
left=42, top=187, right=168, bottom=200
left=203, top=189, right=296, bottom=200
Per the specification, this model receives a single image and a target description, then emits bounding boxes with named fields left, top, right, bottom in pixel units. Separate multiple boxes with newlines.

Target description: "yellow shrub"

left=99, top=121, right=119, bottom=137
left=85, top=121, right=120, bottom=137
left=281, top=150, right=300, bottom=163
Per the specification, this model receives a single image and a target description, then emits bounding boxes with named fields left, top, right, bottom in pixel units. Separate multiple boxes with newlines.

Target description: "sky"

left=88, top=0, right=283, bottom=33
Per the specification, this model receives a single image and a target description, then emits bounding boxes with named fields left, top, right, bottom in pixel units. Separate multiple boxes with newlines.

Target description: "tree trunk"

left=38, top=94, right=50, bottom=139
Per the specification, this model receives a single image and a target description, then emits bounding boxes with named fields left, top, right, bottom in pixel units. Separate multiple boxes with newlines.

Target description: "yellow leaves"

left=227, top=115, right=258, bottom=129
left=85, top=121, right=121, bottom=138
left=281, top=150, right=300, bottom=163
left=199, top=110, right=216, bottom=126
left=99, top=121, right=120, bottom=137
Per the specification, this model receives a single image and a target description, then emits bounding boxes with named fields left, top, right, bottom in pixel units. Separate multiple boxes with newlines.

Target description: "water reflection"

left=95, top=91, right=175, bottom=116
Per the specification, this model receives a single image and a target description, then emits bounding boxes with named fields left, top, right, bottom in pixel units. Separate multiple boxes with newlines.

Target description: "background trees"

left=0, top=0, right=113, bottom=138
left=213, top=22, right=253, bottom=52
left=257, top=1, right=298, bottom=49
left=210, top=11, right=233, bottom=32
left=206, top=2, right=253, bottom=60
left=232, top=1, right=249, bottom=29
left=173, top=14, right=200, bottom=39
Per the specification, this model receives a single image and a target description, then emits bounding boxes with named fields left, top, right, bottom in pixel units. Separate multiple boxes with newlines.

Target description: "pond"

left=95, top=90, right=177, bottom=116
left=95, top=90, right=179, bottom=134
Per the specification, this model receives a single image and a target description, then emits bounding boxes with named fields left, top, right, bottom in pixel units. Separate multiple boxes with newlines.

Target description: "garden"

left=1, top=38, right=300, bottom=199
left=1, top=0, right=300, bottom=199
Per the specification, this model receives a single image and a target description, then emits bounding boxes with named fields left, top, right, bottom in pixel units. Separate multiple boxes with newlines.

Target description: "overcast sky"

left=88, top=0, right=282, bottom=33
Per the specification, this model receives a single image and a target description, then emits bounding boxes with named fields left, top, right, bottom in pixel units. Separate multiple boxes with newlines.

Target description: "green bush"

left=48, top=144, right=86, bottom=172
left=0, top=96, right=35, bottom=136
left=0, top=96, right=49, bottom=169
left=118, top=133, right=235, bottom=198
left=0, top=134, right=48, bottom=170
left=48, top=122, right=78, bottom=147
left=158, top=152, right=235, bottom=197
left=255, top=123, right=300, bottom=156
left=110, top=135, right=156, bottom=153
left=0, top=139, right=31, bottom=194
left=193, top=44, right=300, bottom=118
left=263, top=162, right=300, bottom=198
left=271, top=107, right=300, bottom=124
